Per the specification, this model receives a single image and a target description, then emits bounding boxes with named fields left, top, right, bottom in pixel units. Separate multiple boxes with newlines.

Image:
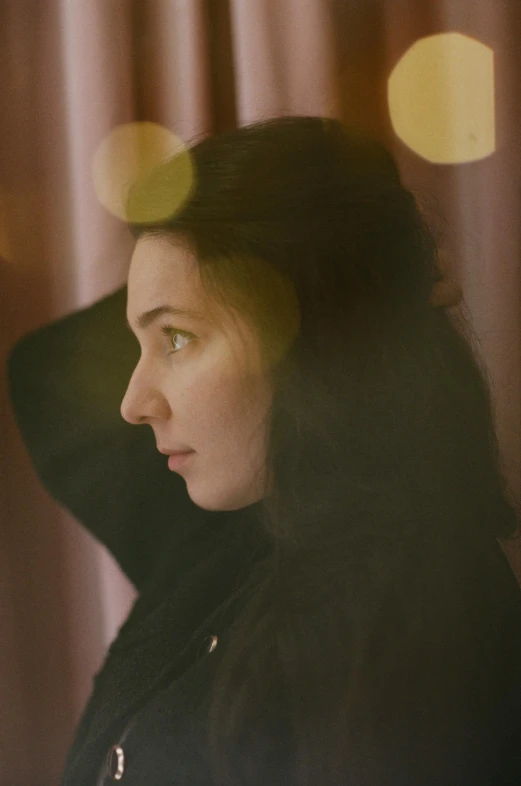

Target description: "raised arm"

left=7, top=287, right=204, bottom=591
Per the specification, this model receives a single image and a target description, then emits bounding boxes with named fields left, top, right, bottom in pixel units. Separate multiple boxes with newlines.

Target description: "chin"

left=185, top=480, right=264, bottom=512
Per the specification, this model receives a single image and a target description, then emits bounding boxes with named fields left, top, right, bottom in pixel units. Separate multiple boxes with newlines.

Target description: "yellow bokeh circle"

left=92, top=122, right=194, bottom=222
left=388, top=33, right=495, bottom=164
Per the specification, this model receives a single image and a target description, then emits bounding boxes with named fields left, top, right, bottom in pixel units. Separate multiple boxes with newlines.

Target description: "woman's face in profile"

left=121, top=235, right=273, bottom=511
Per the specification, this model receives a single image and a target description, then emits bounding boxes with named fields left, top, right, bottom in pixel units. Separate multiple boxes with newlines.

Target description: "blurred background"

left=1, top=1, right=520, bottom=783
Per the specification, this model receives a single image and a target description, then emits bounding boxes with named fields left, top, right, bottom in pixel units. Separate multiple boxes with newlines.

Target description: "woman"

left=8, top=116, right=521, bottom=785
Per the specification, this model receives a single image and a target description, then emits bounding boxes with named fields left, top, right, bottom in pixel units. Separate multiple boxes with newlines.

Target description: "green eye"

left=161, top=326, right=194, bottom=354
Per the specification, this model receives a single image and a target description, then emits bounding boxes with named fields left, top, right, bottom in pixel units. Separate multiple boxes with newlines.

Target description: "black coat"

left=7, top=288, right=521, bottom=785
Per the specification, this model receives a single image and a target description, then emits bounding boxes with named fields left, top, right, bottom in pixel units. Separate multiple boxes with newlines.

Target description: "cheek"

left=208, top=374, right=270, bottom=437
left=175, top=362, right=271, bottom=451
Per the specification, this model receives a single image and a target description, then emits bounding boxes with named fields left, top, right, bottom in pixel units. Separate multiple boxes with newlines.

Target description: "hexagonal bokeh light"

left=92, top=122, right=194, bottom=222
left=388, top=32, right=495, bottom=164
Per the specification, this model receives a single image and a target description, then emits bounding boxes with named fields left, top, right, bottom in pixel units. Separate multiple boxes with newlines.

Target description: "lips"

left=157, top=447, right=193, bottom=456
left=156, top=445, right=195, bottom=471
left=166, top=451, right=194, bottom=471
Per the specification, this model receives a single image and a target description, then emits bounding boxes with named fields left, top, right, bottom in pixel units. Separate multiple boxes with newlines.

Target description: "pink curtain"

left=1, top=1, right=520, bottom=783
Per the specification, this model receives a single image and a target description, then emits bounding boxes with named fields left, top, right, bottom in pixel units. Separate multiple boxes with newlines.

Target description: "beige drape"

left=1, top=2, right=520, bottom=783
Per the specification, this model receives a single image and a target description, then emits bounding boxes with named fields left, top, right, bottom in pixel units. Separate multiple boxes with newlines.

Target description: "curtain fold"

left=139, top=0, right=214, bottom=140
left=229, top=0, right=339, bottom=122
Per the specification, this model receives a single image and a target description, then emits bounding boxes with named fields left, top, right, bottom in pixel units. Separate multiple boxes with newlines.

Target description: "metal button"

left=197, top=634, right=218, bottom=660
left=107, top=745, right=125, bottom=780
left=206, top=634, right=218, bottom=654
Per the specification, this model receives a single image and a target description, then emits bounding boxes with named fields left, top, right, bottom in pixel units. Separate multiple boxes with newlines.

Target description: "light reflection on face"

left=121, top=235, right=273, bottom=511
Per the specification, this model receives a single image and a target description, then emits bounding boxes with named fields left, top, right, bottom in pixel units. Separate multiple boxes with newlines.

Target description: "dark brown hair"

left=128, top=116, right=519, bottom=785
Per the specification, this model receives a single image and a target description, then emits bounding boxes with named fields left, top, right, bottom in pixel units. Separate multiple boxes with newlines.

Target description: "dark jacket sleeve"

left=6, top=287, right=204, bottom=591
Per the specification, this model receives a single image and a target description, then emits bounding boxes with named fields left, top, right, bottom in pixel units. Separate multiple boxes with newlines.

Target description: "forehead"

left=127, top=235, right=204, bottom=311
left=127, top=236, right=273, bottom=376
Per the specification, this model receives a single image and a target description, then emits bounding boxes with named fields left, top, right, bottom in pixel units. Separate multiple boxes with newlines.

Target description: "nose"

left=120, top=361, right=170, bottom=425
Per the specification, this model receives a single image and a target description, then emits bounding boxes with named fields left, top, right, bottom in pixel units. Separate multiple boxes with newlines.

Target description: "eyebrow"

left=127, top=305, right=206, bottom=332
